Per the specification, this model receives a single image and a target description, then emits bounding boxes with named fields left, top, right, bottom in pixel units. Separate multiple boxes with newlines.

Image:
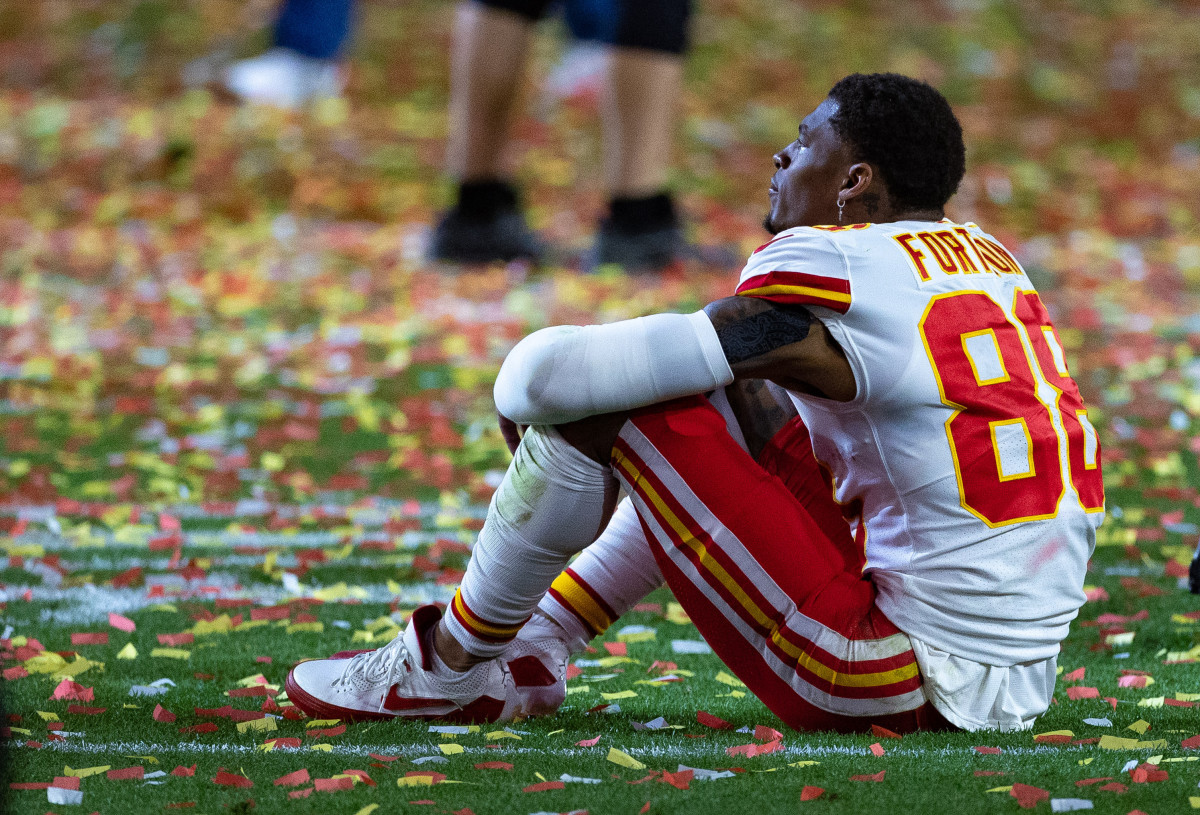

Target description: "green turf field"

left=2, top=1, right=1200, bottom=812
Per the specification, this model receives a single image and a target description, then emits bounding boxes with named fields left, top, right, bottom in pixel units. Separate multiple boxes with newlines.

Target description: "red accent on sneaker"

left=506, top=655, right=557, bottom=687
left=383, top=687, right=458, bottom=711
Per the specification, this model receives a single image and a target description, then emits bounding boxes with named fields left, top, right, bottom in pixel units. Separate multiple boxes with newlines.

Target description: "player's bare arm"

left=704, top=295, right=856, bottom=402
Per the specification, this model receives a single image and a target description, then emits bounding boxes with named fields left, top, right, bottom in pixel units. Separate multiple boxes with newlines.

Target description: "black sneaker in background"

left=592, top=191, right=684, bottom=272
left=430, top=180, right=543, bottom=265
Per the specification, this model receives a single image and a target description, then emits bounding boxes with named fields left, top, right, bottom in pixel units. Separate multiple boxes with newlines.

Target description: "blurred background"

left=0, top=0, right=1197, bottom=555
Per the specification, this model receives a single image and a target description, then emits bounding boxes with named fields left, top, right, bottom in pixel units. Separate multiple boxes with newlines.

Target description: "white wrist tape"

left=494, top=311, right=734, bottom=425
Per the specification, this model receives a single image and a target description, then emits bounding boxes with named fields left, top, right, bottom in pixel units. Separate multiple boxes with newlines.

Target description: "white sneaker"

left=222, top=47, right=344, bottom=110
left=285, top=605, right=564, bottom=723
left=501, top=624, right=571, bottom=718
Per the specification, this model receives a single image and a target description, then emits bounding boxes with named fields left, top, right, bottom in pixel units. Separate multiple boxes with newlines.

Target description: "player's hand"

left=498, top=412, right=526, bottom=455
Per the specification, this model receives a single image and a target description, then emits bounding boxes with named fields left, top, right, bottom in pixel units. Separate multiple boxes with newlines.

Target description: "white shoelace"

left=331, top=639, right=413, bottom=711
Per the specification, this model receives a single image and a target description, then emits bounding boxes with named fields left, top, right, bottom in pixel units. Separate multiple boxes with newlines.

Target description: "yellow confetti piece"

left=1145, top=755, right=1163, bottom=765
left=1034, top=730, right=1074, bottom=739
left=256, top=742, right=276, bottom=752
left=719, top=690, right=746, bottom=698
left=606, top=748, right=645, bottom=770
left=1097, top=735, right=1168, bottom=750
left=987, top=786, right=1014, bottom=793
left=355, top=806, right=380, bottom=815
left=617, top=630, right=657, bottom=643
left=788, top=761, right=820, bottom=768
left=306, top=719, right=341, bottom=728
left=1190, top=797, right=1200, bottom=810
left=64, top=765, right=110, bottom=779
left=36, top=711, right=59, bottom=721
left=534, top=772, right=547, bottom=782
left=9, top=727, right=30, bottom=736
left=1177, top=693, right=1200, bottom=702
left=148, top=604, right=178, bottom=613
left=439, top=743, right=464, bottom=755
left=1077, top=758, right=1093, bottom=766
left=150, top=648, right=190, bottom=660
left=1106, top=631, right=1135, bottom=646
left=715, top=671, right=746, bottom=688
left=309, top=744, right=332, bottom=752
left=235, top=673, right=271, bottom=688
left=597, top=656, right=635, bottom=667
left=665, top=603, right=691, bottom=624
left=236, top=717, right=278, bottom=734
left=601, top=690, right=638, bottom=701
left=1161, top=756, right=1200, bottom=763
left=1136, top=697, right=1165, bottom=708
left=24, top=652, right=68, bottom=674
left=566, top=685, right=590, bottom=695
left=116, top=642, right=138, bottom=660
left=1127, top=719, right=1151, bottom=734
left=397, top=775, right=435, bottom=787
left=484, top=731, right=521, bottom=740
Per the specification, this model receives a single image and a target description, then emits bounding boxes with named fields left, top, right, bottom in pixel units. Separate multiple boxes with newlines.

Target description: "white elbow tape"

left=494, top=310, right=734, bottom=425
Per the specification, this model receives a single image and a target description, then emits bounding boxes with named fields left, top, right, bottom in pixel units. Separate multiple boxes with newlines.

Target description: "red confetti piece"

left=1034, top=733, right=1072, bottom=744
left=1066, top=686, right=1099, bottom=699
left=367, top=753, right=398, bottom=762
left=289, top=787, right=314, bottom=799
left=108, top=612, right=136, bottom=632
left=404, top=771, right=446, bottom=784
left=973, top=746, right=1002, bottom=754
left=640, top=804, right=651, bottom=814
left=1062, top=667, right=1085, bottom=681
left=1117, top=675, right=1150, bottom=688
left=1181, top=735, right=1200, bottom=749
left=1010, top=783, right=1049, bottom=808
left=9, top=783, right=52, bottom=790
left=180, top=723, right=219, bottom=734
left=754, top=725, right=783, bottom=742
left=474, top=762, right=513, bottom=770
left=800, top=786, right=824, bottom=801
left=660, top=769, right=692, bottom=790
left=107, top=766, right=144, bottom=781
left=71, top=632, right=108, bottom=646
left=213, top=770, right=253, bottom=788
left=50, top=679, right=93, bottom=702
left=1129, top=764, right=1168, bottom=783
left=1097, top=782, right=1127, bottom=793
left=52, top=777, right=80, bottom=790
left=2, top=666, right=28, bottom=680
left=869, top=742, right=885, bottom=756
left=314, top=777, right=354, bottom=792
left=576, top=736, right=601, bottom=747
left=274, top=769, right=310, bottom=787
left=307, top=724, right=346, bottom=738
left=850, top=770, right=886, bottom=782
left=1075, top=777, right=1114, bottom=786
left=565, top=664, right=584, bottom=681
left=342, top=769, right=375, bottom=786
left=264, top=737, right=301, bottom=749
left=171, top=765, right=196, bottom=777
left=870, top=724, right=902, bottom=739
left=604, top=641, right=627, bottom=656
left=66, top=705, right=106, bottom=715
left=697, top=710, right=733, bottom=730
left=159, top=513, right=181, bottom=531
left=157, top=632, right=194, bottom=646
left=227, top=686, right=270, bottom=697
left=523, top=781, right=565, bottom=792
left=152, top=704, right=176, bottom=723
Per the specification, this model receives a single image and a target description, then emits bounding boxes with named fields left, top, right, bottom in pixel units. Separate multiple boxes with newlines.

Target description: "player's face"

left=765, top=98, right=856, bottom=234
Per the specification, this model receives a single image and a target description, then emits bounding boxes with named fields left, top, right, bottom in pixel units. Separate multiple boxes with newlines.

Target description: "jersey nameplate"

left=892, top=227, right=1022, bottom=284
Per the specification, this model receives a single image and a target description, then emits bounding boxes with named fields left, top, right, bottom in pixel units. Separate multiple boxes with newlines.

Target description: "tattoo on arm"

left=711, top=300, right=818, bottom=365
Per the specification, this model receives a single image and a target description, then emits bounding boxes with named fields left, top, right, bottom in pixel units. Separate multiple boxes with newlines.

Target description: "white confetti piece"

left=671, top=639, right=712, bottom=654
left=1082, top=718, right=1111, bottom=727
left=1050, top=799, right=1093, bottom=812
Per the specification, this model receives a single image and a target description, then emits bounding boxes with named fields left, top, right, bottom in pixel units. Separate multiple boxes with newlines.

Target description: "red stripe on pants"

left=617, top=396, right=951, bottom=733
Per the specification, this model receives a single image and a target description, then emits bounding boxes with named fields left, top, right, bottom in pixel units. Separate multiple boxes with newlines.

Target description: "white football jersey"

left=736, top=219, right=1104, bottom=667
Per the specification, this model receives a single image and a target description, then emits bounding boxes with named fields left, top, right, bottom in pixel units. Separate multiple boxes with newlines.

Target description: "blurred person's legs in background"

left=224, top=0, right=354, bottom=109
left=432, top=0, right=691, bottom=270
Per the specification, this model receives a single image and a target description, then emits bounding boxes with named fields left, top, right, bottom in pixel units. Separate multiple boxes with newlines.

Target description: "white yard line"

left=19, top=738, right=1093, bottom=761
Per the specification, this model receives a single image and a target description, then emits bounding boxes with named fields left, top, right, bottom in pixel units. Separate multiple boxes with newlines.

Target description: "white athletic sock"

left=536, top=496, right=664, bottom=653
left=444, top=426, right=617, bottom=658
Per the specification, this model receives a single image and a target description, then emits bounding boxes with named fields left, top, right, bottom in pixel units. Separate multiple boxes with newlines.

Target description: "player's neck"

left=878, top=207, right=945, bottom=224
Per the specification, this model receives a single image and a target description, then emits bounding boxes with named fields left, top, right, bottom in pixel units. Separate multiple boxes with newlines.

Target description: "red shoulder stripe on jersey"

left=735, top=270, right=851, bottom=314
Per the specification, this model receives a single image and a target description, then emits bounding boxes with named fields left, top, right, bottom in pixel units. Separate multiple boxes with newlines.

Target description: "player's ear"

left=841, top=162, right=874, bottom=201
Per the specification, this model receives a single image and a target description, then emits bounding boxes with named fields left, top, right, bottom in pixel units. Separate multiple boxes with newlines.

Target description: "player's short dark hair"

left=827, top=73, right=965, bottom=211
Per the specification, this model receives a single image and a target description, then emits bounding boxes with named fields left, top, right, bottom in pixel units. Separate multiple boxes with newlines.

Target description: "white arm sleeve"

left=494, top=310, right=734, bottom=425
